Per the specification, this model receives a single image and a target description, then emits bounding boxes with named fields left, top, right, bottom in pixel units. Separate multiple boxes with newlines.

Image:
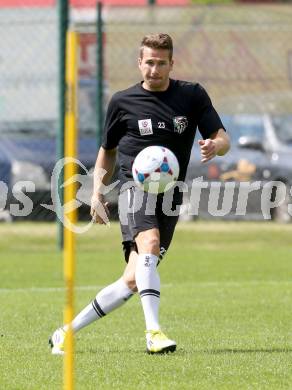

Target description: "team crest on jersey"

left=173, top=116, right=188, bottom=134
left=138, top=119, right=153, bottom=135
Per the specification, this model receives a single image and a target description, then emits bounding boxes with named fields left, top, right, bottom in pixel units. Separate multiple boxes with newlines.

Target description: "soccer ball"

left=132, top=146, right=180, bottom=194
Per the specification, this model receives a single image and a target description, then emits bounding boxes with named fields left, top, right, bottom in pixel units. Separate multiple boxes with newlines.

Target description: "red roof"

left=0, top=0, right=188, bottom=7
left=0, top=0, right=55, bottom=5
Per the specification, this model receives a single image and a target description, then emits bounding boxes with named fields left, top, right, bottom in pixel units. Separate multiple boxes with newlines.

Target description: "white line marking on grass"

left=196, top=280, right=292, bottom=288
left=0, top=285, right=104, bottom=293
left=0, top=281, right=291, bottom=293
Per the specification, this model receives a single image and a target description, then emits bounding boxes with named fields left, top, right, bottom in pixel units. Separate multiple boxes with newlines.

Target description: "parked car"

left=183, top=114, right=292, bottom=222
left=0, top=80, right=117, bottom=221
left=0, top=119, right=98, bottom=221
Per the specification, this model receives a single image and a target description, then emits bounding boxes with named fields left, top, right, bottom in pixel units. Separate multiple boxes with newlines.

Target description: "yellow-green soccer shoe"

left=49, top=328, right=66, bottom=355
left=146, top=330, right=176, bottom=354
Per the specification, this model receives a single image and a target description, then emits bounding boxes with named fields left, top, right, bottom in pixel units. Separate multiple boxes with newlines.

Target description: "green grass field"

left=1, top=221, right=292, bottom=389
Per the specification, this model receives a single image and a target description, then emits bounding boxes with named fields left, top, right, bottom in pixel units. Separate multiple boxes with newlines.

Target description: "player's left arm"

left=198, top=128, right=230, bottom=163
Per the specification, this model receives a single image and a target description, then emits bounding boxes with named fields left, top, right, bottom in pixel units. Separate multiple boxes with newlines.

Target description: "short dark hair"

left=140, top=33, right=173, bottom=60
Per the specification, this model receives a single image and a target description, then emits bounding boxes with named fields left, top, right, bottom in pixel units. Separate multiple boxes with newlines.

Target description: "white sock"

left=135, top=253, right=160, bottom=331
left=64, top=278, right=134, bottom=333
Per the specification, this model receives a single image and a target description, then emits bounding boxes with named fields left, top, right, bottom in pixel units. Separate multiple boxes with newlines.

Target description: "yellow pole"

left=63, top=29, right=79, bottom=390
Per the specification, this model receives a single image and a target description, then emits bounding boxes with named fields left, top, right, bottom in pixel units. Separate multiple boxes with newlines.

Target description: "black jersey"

left=102, top=79, right=225, bottom=183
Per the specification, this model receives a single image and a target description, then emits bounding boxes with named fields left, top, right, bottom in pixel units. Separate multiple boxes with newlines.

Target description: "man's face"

left=138, top=47, right=173, bottom=92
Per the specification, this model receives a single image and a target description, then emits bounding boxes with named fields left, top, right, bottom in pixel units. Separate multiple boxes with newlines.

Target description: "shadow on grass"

left=75, top=347, right=292, bottom=355
left=76, top=348, right=176, bottom=355
left=200, top=348, right=292, bottom=354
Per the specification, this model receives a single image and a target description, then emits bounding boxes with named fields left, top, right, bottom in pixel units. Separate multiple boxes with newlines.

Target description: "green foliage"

left=0, top=221, right=292, bottom=389
left=191, top=0, right=235, bottom=4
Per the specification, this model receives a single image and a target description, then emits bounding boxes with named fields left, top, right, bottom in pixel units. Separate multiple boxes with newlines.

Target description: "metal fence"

left=0, top=8, right=57, bottom=221
left=1, top=4, right=292, bottom=222
left=93, top=4, right=292, bottom=115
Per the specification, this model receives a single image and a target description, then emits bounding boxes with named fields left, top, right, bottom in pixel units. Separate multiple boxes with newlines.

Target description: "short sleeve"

left=195, top=84, right=226, bottom=139
left=102, top=93, right=124, bottom=149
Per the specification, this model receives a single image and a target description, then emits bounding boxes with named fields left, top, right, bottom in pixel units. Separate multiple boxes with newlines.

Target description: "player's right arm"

left=90, top=146, right=117, bottom=224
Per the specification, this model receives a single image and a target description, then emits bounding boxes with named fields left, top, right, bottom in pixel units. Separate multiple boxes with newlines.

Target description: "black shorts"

left=118, top=186, right=181, bottom=262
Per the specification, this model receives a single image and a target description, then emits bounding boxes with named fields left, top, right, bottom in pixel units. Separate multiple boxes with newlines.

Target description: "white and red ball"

left=132, top=146, right=180, bottom=194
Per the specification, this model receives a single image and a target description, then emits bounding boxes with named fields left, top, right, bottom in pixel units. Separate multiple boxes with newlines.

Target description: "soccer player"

left=49, top=33, right=230, bottom=355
